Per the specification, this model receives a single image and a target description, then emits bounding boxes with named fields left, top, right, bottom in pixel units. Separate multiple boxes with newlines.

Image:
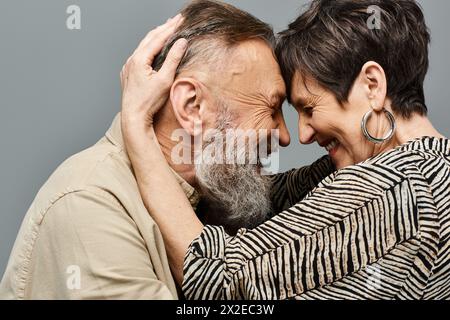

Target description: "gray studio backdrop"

left=0, top=0, right=449, bottom=276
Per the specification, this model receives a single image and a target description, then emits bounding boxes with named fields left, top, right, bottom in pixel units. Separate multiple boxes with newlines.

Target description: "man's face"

left=195, top=40, right=290, bottom=232
left=217, top=39, right=290, bottom=147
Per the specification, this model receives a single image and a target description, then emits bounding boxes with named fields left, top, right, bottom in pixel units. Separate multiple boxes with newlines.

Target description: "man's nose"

left=298, top=115, right=315, bottom=145
left=277, top=111, right=291, bottom=147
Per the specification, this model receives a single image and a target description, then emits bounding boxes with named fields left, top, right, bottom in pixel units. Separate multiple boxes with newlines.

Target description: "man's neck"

left=153, top=104, right=198, bottom=189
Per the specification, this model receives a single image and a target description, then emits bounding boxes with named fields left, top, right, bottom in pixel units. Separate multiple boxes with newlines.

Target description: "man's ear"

left=170, top=78, right=203, bottom=135
left=359, top=61, right=388, bottom=112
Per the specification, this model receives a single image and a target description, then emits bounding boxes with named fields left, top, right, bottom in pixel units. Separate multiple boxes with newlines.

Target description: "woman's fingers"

left=157, top=38, right=188, bottom=83
left=120, top=14, right=186, bottom=123
left=133, top=14, right=183, bottom=60
left=140, top=14, right=183, bottom=50
left=136, top=14, right=181, bottom=51
left=125, top=15, right=178, bottom=66
left=138, top=17, right=185, bottom=67
left=122, top=13, right=184, bottom=78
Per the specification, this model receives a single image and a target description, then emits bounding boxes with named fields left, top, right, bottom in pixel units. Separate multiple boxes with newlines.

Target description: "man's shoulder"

left=31, top=136, right=139, bottom=221
left=56, top=136, right=129, bottom=185
left=0, top=117, right=176, bottom=300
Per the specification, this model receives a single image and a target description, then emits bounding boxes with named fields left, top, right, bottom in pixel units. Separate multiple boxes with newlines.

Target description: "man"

left=0, top=0, right=297, bottom=299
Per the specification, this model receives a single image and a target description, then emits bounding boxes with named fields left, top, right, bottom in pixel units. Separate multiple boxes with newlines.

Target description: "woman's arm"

left=120, top=14, right=204, bottom=285
left=269, top=155, right=335, bottom=214
left=182, top=165, right=423, bottom=299
left=134, top=134, right=204, bottom=285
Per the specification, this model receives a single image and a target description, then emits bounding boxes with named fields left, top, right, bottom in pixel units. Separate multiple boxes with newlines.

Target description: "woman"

left=121, top=1, right=450, bottom=299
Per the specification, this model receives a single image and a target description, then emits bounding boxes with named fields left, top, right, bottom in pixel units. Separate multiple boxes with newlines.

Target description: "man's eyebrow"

left=270, top=92, right=286, bottom=107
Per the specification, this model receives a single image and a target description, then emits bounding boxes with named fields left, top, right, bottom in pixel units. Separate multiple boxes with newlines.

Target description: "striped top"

left=182, top=136, right=450, bottom=300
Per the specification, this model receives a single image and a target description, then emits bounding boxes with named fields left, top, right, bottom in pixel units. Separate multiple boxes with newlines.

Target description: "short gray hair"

left=152, top=0, right=275, bottom=75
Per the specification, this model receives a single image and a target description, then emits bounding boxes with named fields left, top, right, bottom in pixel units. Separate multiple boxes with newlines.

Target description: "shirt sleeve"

left=30, top=189, right=176, bottom=299
left=269, top=155, right=335, bottom=213
left=182, top=163, right=422, bottom=300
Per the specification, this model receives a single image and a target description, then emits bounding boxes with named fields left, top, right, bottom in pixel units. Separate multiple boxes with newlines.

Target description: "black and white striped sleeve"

left=269, top=155, right=335, bottom=213
left=182, top=163, right=423, bottom=300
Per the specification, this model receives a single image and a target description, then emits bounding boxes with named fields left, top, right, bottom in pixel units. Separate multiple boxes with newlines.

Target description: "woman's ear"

left=170, top=78, right=202, bottom=135
left=360, top=61, right=388, bottom=112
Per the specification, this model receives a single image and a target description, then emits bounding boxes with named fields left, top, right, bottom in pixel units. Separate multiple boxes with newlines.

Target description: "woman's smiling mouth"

left=323, top=139, right=340, bottom=156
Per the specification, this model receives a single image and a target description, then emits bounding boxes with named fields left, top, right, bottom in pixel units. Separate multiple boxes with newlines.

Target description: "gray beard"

left=195, top=161, right=272, bottom=233
left=194, top=106, right=272, bottom=234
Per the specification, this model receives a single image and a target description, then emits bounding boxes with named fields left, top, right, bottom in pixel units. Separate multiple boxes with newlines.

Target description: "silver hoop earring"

left=361, top=108, right=396, bottom=144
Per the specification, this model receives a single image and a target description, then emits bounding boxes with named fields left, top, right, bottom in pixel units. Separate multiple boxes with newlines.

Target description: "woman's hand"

left=120, top=14, right=187, bottom=161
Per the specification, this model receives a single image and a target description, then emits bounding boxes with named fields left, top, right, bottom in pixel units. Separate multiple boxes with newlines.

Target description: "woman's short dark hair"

left=276, top=0, right=431, bottom=118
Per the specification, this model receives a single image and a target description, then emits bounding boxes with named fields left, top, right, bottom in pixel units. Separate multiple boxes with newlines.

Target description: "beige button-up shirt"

left=0, top=113, right=199, bottom=300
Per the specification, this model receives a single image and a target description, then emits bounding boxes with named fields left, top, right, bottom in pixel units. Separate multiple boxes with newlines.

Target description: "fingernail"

left=177, top=38, right=188, bottom=49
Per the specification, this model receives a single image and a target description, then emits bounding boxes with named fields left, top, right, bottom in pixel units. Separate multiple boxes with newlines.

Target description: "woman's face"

left=290, top=70, right=389, bottom=169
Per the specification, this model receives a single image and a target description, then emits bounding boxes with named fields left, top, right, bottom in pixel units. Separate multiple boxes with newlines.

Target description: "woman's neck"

left=396, top=114, right=444, bottom=143
left=377, top=113, right=445, bottom=155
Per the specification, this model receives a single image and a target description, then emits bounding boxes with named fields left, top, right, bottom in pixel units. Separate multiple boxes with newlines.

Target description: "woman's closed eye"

left=294, top=94, right=320, bottom=115
left=302, top=105, right=314, bottom=115
left=302, top=95, right=321, bottom=115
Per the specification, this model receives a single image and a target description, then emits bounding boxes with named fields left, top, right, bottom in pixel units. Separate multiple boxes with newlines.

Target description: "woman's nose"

left=298, top=116, right=315, bottom=145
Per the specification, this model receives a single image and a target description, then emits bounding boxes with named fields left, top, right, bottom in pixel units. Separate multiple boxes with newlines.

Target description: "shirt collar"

left=401, top=136, right=450, bottom=154
left=105, top=113, right=200, bottom=209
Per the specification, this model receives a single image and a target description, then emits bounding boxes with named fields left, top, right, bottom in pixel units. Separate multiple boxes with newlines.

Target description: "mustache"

left=199, top=129, right=277, bottom=166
